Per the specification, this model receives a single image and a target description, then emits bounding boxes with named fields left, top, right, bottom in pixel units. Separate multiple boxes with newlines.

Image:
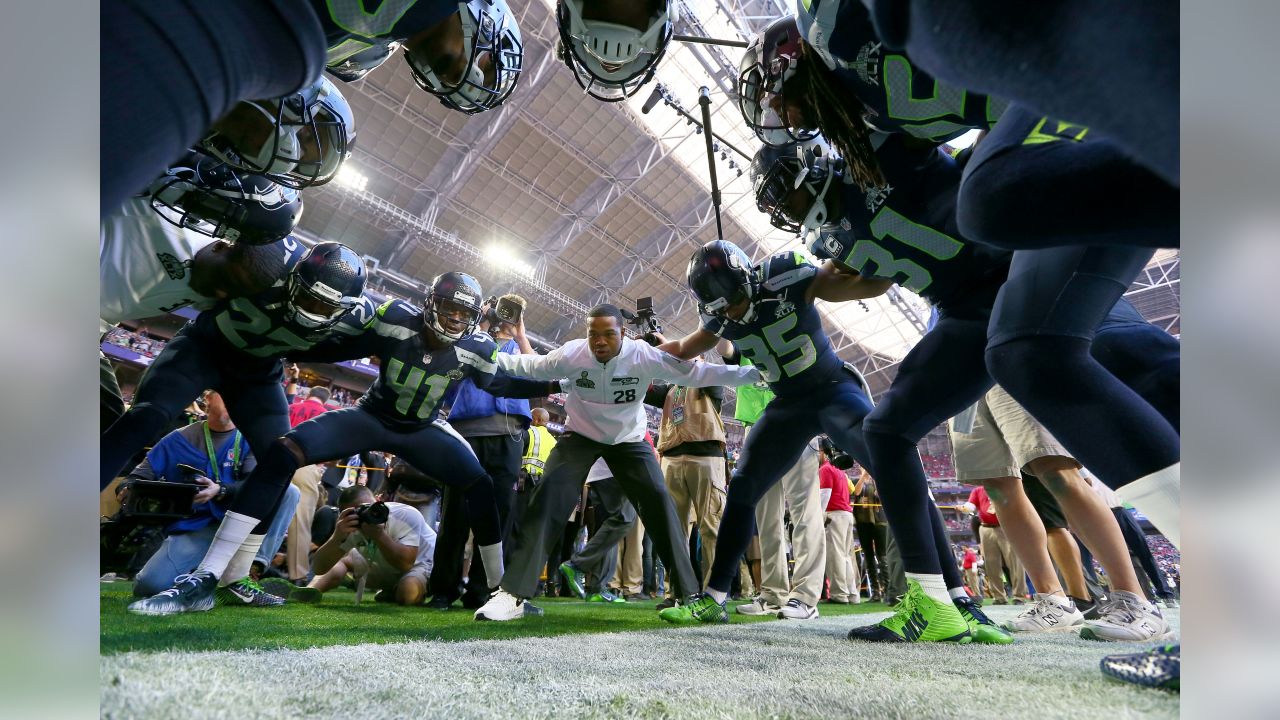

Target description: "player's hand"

left=334, top=507, right=361, bottom=541
left=192, top=476, right=219, bottom=506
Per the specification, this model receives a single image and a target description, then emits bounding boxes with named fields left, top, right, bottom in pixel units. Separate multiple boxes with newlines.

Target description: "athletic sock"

left=707, top=588, right=728, bottom=604
left=1040, top=591, right=1071, bottom=608
left=948, top=587, right=970, bottom=601
left=478, top=542, right=505, bottom=590
left=1116, top=463, right=1180, bottom=549
left=220, top=534, right=265, bottom=587
left=196, top=511, right=260, bottom=579
left=907, top=573, right=951, bottom=604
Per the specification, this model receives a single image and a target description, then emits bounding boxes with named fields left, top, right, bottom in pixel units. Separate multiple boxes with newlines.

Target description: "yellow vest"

left=656, top=385, right=726, bottom=454
left=522, top=425, right=556, bottom=476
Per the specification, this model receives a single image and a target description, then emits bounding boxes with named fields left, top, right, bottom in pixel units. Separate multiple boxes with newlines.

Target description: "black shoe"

left=655, top=597, right=677, bottom=611
left=523, top=600, right=545, bottom=617
left=625, top=592, right=651, bottom=601
left=127, top=570, right=218, bottom=616
left=426, top=595, right=455, bottom=610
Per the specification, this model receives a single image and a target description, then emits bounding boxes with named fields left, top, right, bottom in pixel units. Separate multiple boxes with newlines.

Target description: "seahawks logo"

left=157, top=252, right=188, bottom=280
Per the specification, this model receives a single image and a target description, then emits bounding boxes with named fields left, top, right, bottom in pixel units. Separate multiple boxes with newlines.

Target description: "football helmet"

left=556, top=0, right=674, bottom=102
left=737, top=16, right=817, bottom=146
left=405, top=0, right=523, bottom=114
left=425, top=272, right=484, bottom=341
left=199, top=75, right=355, bottom=188
left=327, top=42, right=400, bottom=83
left=686, top=240, right=760, bottom=326
left=285, top=242, right=367, bottom=330
left=750, top=140, right=844, bottom=235
left=149, top=152, right=303, bottom=246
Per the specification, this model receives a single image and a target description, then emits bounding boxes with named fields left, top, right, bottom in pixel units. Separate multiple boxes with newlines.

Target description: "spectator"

left=558, top=458, right=635, bottom=603
left=285, top=386, right=331, bottom=585
left=513, top=408, right=557, bottom=540
left=131, top=390, right=300, bottom=605
left=962, top=545, right=980, bottom=595
left=384, top=457, right=444, bottom=532
left=295, top=486, right=435, bottom=606
left=852, top=468, right=890, bottom=601
left=965, top=486, right=1028, bottom=604
left=820, top=445, right=860, bottom=605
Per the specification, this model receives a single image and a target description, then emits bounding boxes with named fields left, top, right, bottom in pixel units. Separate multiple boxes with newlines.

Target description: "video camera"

left=118, top=462, right=210, bottom=525
left=620, top=296, right=663, bottom=346
left=819, top=436, right=855, bottom=471
left=483, top=295, right=524, bottom=328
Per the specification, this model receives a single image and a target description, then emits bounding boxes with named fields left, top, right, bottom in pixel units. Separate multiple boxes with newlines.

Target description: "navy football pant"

left=958, top=105, right=1178, bottom=250
left=987, top=246, right=1180, bottom=491
left=1093, top=299, right=1180, bottom=431
left=234, top=407, right=503, bottom=543
left=100, top=325, right=290, bottom=492
left=102, top=0, right=325, bottom=213
left=707, top=374, right=874, bottom=594
left=866, top=0, right=1177, bottom=184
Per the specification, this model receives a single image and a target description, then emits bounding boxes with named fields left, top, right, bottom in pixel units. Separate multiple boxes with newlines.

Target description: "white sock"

left=219, top=534, right=265, bottom=587
left=1116, top=462, right=1180, bottom=550
left=478, top=542, right=505, bottom=589
left=948, top=587, right=969, bottom=601
left=1039, top=591, right=1070, bottom=607
left=906, top=573, right=951, bottom=604
left=196, top=511, right=260, bottom=579
left=707, top=588, right=728, bottom=604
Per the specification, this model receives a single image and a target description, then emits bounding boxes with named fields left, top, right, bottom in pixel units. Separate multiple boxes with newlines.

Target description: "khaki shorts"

left=949, top=385, right=1079, bottom=482
left=344, top=549, right=429, bottom=592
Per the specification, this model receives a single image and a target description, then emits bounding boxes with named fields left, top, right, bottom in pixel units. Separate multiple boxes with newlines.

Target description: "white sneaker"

left=1080, top=590, right=1174, bottom=642
left=736, top=596, right=782, bottom=616
left=474, top=589, right=529, bottom=622
left=777, top=598, right=819, bottom=620
left=1002, top=594, right=1084, bottom=633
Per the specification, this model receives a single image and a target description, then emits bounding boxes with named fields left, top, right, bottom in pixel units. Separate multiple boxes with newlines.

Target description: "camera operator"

left=130, top=390, right=300, bottom=605
left=428, top=294, right=537, bottom=610
left=299, top=485, right=435, bottom=606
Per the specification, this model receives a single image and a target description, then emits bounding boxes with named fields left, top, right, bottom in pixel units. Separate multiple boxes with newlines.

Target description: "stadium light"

left=485, top=242, right=536, bottom=278
left=334, top=165, right=369, bottom=191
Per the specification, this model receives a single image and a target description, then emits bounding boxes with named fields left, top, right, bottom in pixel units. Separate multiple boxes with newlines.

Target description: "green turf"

left=100, top=581, right=885, bottom=655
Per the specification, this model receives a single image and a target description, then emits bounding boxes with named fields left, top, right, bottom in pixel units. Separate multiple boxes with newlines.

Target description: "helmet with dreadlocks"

left=750, top=140, right=846, bottom=237
left=736, top=17, right=816, bottom=147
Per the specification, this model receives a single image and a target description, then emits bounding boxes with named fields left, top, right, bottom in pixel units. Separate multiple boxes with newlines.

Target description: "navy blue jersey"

left=294, top=299, right=507, bottom=429
left=797, top=0, right=1006, bottom=142
left=808, top=135, right=1009, bottom=312
left=190, top=236, right=375, bottom=358
left=702, top=252, right=844, bottom=397
left=312, top=0, right=458, bottom=65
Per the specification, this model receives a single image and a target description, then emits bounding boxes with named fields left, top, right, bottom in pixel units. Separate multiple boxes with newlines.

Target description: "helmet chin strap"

left=801, top=161, right=836, bottom=231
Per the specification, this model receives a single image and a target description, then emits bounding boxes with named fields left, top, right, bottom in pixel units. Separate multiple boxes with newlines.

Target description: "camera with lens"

left=483, top=294, right=524, bottom=327
left=621, top=296, right=663, bottom=346
left=819, top=436, right=855, bottom=471
left=354, top=501, right=390, bottom=525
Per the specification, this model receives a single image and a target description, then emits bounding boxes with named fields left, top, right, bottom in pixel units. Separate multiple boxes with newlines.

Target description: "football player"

left=127, top=273, right=559, bottom=615
left=556, top=0, right=675, bottom=102
left=755, top=136, right=1176, bottom=641
left=654, top=242, right=909, bottom=627
left=740, top=14, right=1181, bottom=550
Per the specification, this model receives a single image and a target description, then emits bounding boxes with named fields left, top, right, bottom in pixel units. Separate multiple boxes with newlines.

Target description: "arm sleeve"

left=647, top=348, right=761, bottom=388
left=288, top=330, right=378, bottom=364
left=483, top=371, right=559, bottom=400
left=495, top=345, right=571, bottom=381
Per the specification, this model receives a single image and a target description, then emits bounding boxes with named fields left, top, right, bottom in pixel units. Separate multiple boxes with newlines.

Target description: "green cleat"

left=587, top=590, right=627, bottom=603
left=954, top=595, right=1014, bottom=644
left=846, top=579, right=972, bottom=643
left=216, top=577, right=286, bottom=608
left=558, top=562, right=587, bottom=600
left=658, top=593, right=729, bottom=625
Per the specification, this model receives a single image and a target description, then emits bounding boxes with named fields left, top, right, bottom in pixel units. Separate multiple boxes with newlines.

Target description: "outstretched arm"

left=657, top=327, right=721, bottom=360
left=648, top=348, right=761, bottom=388
left=495, top=344, right=571, bottom=380
left=805, top=260, right=895, bottom=304
left=483, top=371, right=561, bottom=400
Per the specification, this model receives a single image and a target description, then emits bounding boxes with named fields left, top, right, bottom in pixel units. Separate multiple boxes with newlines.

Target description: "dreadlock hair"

left=793, top=42, right=885, bottom=190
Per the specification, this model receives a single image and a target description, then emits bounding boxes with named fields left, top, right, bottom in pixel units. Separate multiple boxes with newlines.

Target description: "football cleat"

left=559, top=562, right=588, bottom=600
left=954, top=595, right=1015, bottom=644
left=736, top=596, right=782, bottom=616
left=1002, top=594, right=1084, bottom=633
left=1081, top=591, right=1175, bottom=642
left=777, top=598, right=819, bottom=620
left=658, top=594, right=729, bottom=625
left=216, top=578, right=286, bottom=608
left=127, top=570, right=218, bottom=616
left=587, top=590, right=626, bottom=604
left=474, top=589, right=536, bottom=621
left=846, top=579, right=971, bottom=643
left=1100, top=644, right=1180, bottom=690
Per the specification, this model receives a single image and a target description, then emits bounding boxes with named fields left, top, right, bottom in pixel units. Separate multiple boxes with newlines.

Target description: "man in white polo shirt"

left=475, top=304, right=761, bottom=620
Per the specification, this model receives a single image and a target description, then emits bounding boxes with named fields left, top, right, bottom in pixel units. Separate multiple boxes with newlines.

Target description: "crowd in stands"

left=103, top=327, right=166, bottom=359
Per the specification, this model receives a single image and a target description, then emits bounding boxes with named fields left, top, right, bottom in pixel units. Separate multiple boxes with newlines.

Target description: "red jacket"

left=820, top=461, right=852, bottom=512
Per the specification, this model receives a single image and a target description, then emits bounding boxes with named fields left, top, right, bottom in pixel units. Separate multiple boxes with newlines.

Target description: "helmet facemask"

left=407, top=1, right=524, bottom=114
left=149, top=160, right=301, bottom=245
left=286, top=275, right=354, bottom=330
left=556, top=0, right=673, bottom=102
left=426, top=296, right=481, bottom=341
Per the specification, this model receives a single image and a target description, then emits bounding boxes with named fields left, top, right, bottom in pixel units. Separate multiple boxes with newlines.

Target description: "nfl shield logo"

left=422, top=354, right=432, bottom=364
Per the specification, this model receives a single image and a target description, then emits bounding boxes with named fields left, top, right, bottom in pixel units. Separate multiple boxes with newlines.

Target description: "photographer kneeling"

left=131, top=390, right=300, bottom=605
left=298, top=486, right=434, bottom=606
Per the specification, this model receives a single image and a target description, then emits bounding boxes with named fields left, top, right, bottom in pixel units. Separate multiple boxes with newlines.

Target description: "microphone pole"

left=698, top=86, right=724, bottom=240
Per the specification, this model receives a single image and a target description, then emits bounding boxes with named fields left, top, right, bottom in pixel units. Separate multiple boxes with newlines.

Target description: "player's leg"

left=958, top=105, right=1178, bottom=251
left=569, top=477, right=637, bottom=598
left=100, top=326, right=218, bottom=488
left=101, top=0, right=325, bottom=212
left=214, top=482, right=301, bottom=608
left=866, top=0, right=1178, bottom=183
left=986, top=245, right=1180, bottom=547
left=483, top=434, right=602, bottom=617
left=1090, top=298, right=1180, bottom=431
left=604, top=442, right=700, bottom=602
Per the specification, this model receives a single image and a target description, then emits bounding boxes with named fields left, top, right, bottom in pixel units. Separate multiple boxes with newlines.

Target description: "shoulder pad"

left=761, top=251, right=817, bottom=292
left=332, top=295, right=378, bottom=332
left=376, top=299, right=420, bottom=322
